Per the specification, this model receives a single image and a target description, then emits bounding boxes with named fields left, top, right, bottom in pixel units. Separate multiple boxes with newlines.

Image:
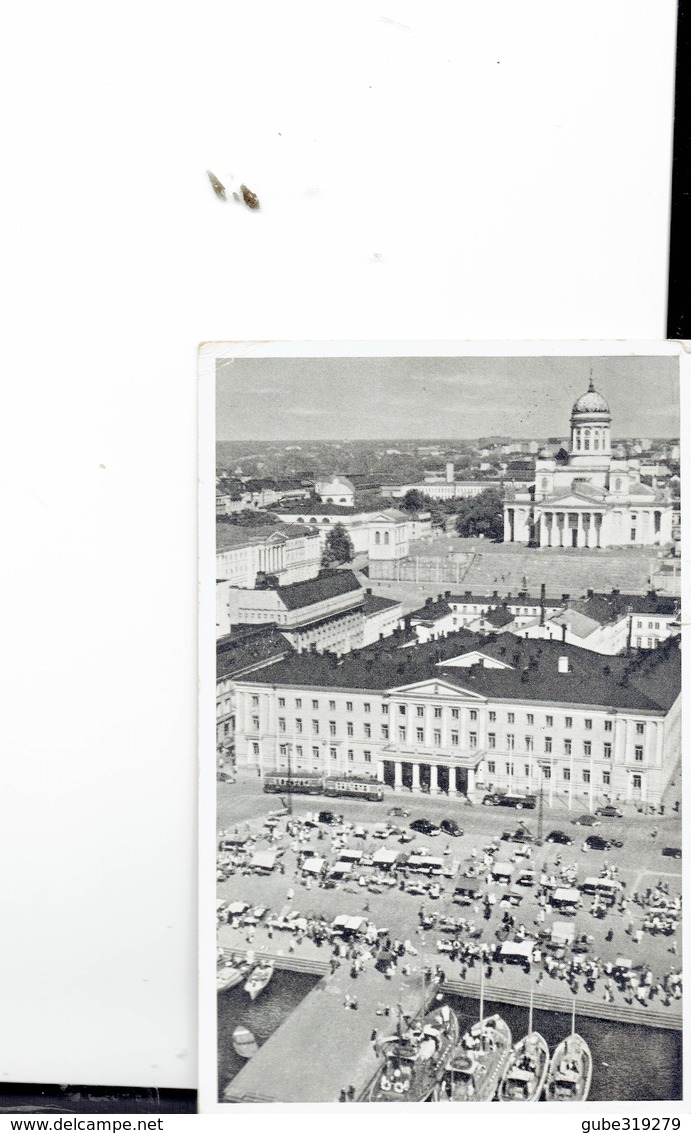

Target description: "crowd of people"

left=217, top=807, right=683, bottom=1016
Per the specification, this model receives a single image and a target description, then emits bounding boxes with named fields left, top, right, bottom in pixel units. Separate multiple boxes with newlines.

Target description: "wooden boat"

left=368, top=1002, right=459, bottom=1102
left=439, top=965, right=512, bottom=1101
left=442, top=1015, right=513, bottom=1101
left=545, top=1000, right=593, bottom=1101
left=546, top=1034, right=592, bottom=1100
left=244, top=960, right=274, bottom=1000
left=498, top=990, right=549, bottom=1102
left=216, top=963, right=245, bottom=992
left=231, top=1025, right=259, bottom=1060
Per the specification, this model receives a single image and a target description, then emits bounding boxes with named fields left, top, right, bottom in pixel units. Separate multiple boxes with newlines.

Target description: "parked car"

left=440, top=819, right=463, bottom=837
left=388, top=806, right=411, bottom=818
left=410, top=818, right=440, bottom=835
left=571, top=814, right=601, bottom=827
left=662, top=846, right=682, bottom=859
left=585, top=834, right=624, bottom=851
left=398, top=831, right=415, bottom=843
left=545, top=830, right=574, bottom=845
left=318, top=811, right=337, bottom=825
left=501, top=827, right=536, bottom=844
left=482, top=792, right=537, bottom=810
left=596, top=805, right=625, bottom=818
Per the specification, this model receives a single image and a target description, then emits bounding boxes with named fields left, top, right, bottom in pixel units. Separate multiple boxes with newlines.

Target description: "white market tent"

left=551, top=887, right=581, bottom=905
left=408, top=855, right=444, bottom=870
left=301, top=856, right=324, bottom=874
left=332, top=915, right=367, bottom=933
left=329, top=861, right=353, bottom=877
left=339, top=850, right=364, bottom=863
left=250, top=851, right=277, bottom=871
left=372, top=848, right=400, bottom=867
left=500, top=940, right=535, bottom=960
left=491, top=862, right=515, bottom=878
left=227, top=901, right=250, bottom=915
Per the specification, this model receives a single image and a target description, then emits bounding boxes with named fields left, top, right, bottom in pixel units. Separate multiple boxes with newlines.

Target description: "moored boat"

left=545, top=999, right=593, bottom=1101
left=546, top=1034, right=592, bottom=1101
left=440, top=1015, right=513, bottom=1101
left=216, top=963, right=245, bottom=992
left=232, top=1025, right=259, bottom=1060
left=368, top=1002, right=459, bottom=1102
left=244, top=960, right=274, bottom=1000
left=498, top=1032, right=549, bottom=1102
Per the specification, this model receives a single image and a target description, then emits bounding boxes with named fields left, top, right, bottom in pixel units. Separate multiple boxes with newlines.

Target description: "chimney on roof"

left=492, top=590, right=498, bottom=599
left=611, top=588, right=620, bottom=598
left=587, top=588, right=594, bottom=599
left=465, top=590, right=472, bottom=600
left=539, top=581, right=546, bottom=627
left=445, top=590, right=451, bottom=600
left=366, top=587, right=372, bottom=595
left=558, top=655, right=569, bottom=674
left=561, top=623, right=567, bottom=643
left=562, top=593, right=570, bottom=603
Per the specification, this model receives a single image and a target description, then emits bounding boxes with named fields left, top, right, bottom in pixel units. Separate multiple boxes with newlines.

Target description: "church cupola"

left=569, top=376, right=612, bottom=458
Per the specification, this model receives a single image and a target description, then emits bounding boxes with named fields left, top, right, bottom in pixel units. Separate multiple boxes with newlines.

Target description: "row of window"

left=486, top=760, right=624, bottom=787
left=251, top=693, right=646, bottom=732
left=272, top=743, right=373, bottom=764
left=252, top=717, right=647, bottom=762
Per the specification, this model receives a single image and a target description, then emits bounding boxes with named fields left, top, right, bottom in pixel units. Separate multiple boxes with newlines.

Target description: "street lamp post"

left=536, top=762, right=546, bottom=846
left=286, top=741, right=293, bottom=816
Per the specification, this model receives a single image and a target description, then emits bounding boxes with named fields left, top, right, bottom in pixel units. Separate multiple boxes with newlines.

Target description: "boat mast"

left=571, top=994, right=576, bottom=1037
left=479, top=959, right=484, bottom=1024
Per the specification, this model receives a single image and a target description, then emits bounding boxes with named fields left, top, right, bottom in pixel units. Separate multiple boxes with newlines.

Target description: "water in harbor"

left=217, top=969, right=320, bottom=1100
left=218, top=973, right=682, bottom=1102
left=446, top=993, right=682, bottom=1103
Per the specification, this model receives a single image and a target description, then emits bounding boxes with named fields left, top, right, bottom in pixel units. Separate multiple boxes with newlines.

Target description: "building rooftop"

left=216, top=627, right=293, bottom=680
left=362, top=593, right=401, bottom=617
left=276, top=570, right=363, bottom=611
left=269, top=500, right=357, bottom=516
left=241, top=628, right=680, bottom=713
left=216, top=523, right=319, bottom=551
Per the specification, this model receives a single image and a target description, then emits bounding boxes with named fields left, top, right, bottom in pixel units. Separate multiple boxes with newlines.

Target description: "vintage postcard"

left=199, top=342, right=687, bottom=1112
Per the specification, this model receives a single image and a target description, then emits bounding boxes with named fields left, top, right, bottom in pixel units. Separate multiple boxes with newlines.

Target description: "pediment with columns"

left=537, top=489, right=607, bottom=508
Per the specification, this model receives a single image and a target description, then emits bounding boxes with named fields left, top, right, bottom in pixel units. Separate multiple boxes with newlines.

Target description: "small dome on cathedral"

left=572, top=376, right=610, bottom=417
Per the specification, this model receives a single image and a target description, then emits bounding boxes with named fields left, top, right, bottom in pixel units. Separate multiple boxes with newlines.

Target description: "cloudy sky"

left=216, top=354, right=679, bottom=441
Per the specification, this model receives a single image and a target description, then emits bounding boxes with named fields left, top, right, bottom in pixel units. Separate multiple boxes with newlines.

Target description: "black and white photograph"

left=200, top=343, right=684, bottom=1109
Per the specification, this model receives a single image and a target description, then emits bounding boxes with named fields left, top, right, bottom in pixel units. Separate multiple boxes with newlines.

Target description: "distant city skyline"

left=216, top=355, right=679, bottom=443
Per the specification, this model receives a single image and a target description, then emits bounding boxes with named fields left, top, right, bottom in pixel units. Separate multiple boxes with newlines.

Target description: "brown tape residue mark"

left=241, top=184, right=260, bottom=210
left=207, top=170, right=227, bottom=200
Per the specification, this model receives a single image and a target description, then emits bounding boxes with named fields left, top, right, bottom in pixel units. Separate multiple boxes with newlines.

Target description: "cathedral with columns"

left=503, top=378, right=673, bottom=548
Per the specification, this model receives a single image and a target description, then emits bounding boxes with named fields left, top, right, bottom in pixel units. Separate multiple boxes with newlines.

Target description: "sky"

left=216, top=355, right=680, bottom=441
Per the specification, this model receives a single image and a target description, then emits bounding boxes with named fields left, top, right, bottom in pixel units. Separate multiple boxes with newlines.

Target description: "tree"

left=426, top=499, right=448, bottom=529
left=454, top=488, right=504, bottom=540
left=321, top=522, right=355, bottom=566
left=402, top=488, right=427, bottom=512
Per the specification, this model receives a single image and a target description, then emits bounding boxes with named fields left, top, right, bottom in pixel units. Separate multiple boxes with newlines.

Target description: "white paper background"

left=0, top=0, right=678, bottom=1091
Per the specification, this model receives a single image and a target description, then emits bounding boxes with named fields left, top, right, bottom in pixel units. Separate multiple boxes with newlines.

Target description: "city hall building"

left=504, top=379, right=674, bottom=548
left=228, top=629, right=680, bottom=809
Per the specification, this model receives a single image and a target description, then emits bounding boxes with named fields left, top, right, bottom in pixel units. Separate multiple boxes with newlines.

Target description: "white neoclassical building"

left=504, top=379, right=674, bottom=548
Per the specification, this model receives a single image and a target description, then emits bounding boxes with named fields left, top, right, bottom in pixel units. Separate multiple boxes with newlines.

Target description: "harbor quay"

left=217, top=776, right=682, bottom=1101
left=222, top=950, right=437, bottom=1103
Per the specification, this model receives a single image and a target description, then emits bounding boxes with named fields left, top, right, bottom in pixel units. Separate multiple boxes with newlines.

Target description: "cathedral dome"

left=571, top=377, right=610, bottom=417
